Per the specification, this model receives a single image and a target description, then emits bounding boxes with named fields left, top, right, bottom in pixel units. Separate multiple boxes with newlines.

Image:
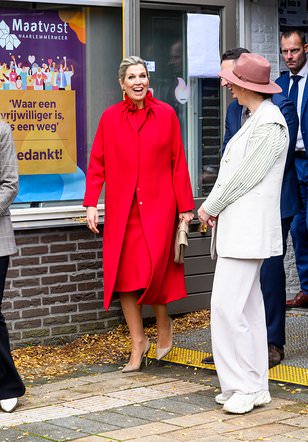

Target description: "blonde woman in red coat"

left=84, top=56, right=194, bottom=372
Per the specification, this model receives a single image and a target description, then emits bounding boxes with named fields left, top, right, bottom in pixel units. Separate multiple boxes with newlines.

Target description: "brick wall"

left=3, top=226, right=122, bottom=348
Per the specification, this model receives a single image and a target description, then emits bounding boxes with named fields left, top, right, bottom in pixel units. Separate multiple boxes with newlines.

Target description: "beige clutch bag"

left=174, top=219, right=189, bottom=264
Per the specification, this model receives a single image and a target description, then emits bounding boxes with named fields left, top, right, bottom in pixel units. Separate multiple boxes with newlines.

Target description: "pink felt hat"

left=218, top=53, right=282, bottom=94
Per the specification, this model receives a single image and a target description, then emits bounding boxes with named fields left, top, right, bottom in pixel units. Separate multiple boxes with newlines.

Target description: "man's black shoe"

left=268, top=344, right=284, bottom=369
left=201, top=355, right=214, bottom=364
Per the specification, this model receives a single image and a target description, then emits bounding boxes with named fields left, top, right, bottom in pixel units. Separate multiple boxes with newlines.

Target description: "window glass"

left=0, top=2, right=122, bottom=208
left=141, top=9, right=188, bottom=147
left=141, top=8, right=221, bottom=198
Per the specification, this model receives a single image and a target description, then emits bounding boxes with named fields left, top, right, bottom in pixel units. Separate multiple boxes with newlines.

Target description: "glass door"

left=140, top=7, right=221, bottom=198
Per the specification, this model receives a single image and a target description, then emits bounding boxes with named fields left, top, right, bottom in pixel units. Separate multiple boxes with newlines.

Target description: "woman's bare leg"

left=120, top=292, right=149, bottom=367
left=152, top=304, right=172, bottom=349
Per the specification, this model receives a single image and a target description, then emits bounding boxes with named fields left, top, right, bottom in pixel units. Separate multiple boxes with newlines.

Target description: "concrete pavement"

left=0, top=361, right=307, bottom=441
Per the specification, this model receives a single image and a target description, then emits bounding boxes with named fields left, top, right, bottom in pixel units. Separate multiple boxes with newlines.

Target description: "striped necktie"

left=288, top=75, right=302, bottom=106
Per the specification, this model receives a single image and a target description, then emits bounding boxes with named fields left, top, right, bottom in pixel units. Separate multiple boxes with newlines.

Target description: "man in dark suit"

left=202, top=48, right=299, bottom=368
left=276, top=29, right=308, bottom=310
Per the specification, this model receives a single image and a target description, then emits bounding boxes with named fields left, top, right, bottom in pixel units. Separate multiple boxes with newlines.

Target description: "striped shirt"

left=202, top=123, right=287, bottom=217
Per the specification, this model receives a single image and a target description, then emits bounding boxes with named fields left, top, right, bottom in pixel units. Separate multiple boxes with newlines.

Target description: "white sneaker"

left=223, top=391, right=271, bottom=414
left=254, top=390, right=271, bottom=407
left=0, top=397, right=18, bottom=413
left=215, top=392, right=233, bottom=405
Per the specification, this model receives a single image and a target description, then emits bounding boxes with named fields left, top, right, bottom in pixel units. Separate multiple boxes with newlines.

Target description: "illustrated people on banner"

left=56, top=56, right=67, bottom=90
left=9, top=67, right=17, bottom=90
left=32, top=67, right=47, bottom=91
left=1, top=64, right=10, bottom=90
left=16, top=75, right=22, bottom=90
left=19, top=65, right=28, bottom=90
left=44, top=67, right=53, bottom=90
left=26, top=68, right=34, bottom=90
left=64, top=64, right=74, bottom=90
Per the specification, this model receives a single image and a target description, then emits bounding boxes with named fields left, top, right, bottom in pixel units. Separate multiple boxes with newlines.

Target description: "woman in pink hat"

left=198, top=53, right=288, bottom=414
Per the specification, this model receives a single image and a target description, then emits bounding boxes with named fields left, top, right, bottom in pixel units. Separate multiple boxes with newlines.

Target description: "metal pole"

left=122, top=0, right=140, bottom=58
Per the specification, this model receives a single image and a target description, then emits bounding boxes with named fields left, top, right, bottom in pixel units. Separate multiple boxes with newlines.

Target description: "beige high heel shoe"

left=156, top=317, right=173, bottom=360
left=122, top=338, right=150, bottom=373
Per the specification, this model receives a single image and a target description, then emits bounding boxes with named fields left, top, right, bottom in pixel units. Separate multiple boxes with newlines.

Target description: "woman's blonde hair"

left=118, top=56, right=149, bottom=82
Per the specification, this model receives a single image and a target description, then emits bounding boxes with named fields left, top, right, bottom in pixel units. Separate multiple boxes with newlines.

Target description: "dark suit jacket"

left=276, top=71, right=308, bottom=156
left=222, top=95, right=299, bottom=219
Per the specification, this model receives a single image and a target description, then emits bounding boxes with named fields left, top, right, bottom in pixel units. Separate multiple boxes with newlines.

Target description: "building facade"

left=1, top=0, right=300, bottom=347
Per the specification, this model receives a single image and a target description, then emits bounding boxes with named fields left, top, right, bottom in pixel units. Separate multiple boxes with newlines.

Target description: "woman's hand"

left=198, top=206, right=216, bottom=228
left=86, top=206, right=100, bottom=234
left=179, top=211, right=194, bottom=224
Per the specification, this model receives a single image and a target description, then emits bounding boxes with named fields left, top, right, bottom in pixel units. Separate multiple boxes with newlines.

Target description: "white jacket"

left=208, top=99, right=288, bottom=259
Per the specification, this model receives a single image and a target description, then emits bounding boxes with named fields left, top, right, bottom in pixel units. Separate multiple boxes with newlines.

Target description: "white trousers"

left=211, top=256, right=268, bottom=394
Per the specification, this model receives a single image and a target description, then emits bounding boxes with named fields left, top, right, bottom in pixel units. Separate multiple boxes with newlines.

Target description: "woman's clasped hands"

left=197, top=206, right=217, bottom=228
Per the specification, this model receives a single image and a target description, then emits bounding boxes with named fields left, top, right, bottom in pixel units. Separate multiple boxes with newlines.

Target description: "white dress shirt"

left=288, top=61, right=308, bottom=151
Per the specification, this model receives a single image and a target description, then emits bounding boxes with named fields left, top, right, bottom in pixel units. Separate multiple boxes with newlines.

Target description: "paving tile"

left=131, top=436, right=237, bottom=442
left=99, top=421, right=181, bottom=440
left=162, top=409, right=230, bottom=427
left=106, top=386, right=172, bottom=403
left=105, top=380, right=206, bottom=404
left=81, top=371, right=175, bottom=386
left=17, top=421, right=89, bottom=441
left=141, top=397, right=209, bottom=415
left=69, top=437, right=116, bottom=442
left=282, top=428, right=308, bottom=440
left=112, top=403, right=179, bottom=421
left=226, top=408, right=298, bottom=428
left=28, top=376, right=95, bottom=395
left=159, top=425, right=223, bottom=441
left=72, top=376, right=178, bottom=397
left=190, top=437, right=237, bottom=442
left=46, top=415, right=119, bottom=433
left=128, top=435, right=181, bottom=442
left=172, top=391, right=217, bottom=409
left=0, top=405, right=88, bottom=428
left=63, top=395, right=131, bottom=412
left=226, top=422, right=301, bottom=440
left=263, top=397, right=297, bottom=410
left=282, top=415, right=308, bottom=428
left=79, top=410, right=150, bottom=428
left=0, top=413, right=27, bottom=427
left=0, top=428, right=44, bottom=442
left=147, top=380, right=207, bottom=396
left=25, top=390, right=93, bottom=408
left=253, top=437, right=302, bottom=442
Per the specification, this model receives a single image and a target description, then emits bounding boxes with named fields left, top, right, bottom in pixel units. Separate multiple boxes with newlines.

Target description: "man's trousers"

left=0, top=256, right=25, bottom=400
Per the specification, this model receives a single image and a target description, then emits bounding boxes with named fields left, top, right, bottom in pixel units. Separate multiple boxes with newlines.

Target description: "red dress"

left=114, top=109, right=151, bottom=292
left=84, top=92, right=194, bottom=310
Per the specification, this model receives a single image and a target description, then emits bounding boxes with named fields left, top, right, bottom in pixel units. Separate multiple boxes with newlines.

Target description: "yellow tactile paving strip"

left=148, top=345, right=308, bottom=387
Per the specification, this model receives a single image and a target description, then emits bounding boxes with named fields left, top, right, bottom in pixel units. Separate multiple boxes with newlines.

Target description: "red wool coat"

left=83, top=92, right=194, bottom=311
